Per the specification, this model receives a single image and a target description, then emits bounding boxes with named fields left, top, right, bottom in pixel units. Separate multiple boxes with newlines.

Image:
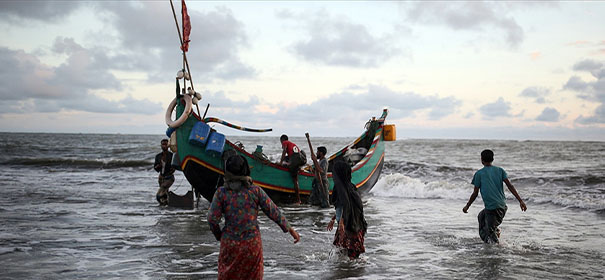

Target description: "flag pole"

left=169, top=0, right=197, bottom=94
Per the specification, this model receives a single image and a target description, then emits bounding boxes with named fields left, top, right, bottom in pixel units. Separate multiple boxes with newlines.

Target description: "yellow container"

left=383, top=124, right=396, bottom=141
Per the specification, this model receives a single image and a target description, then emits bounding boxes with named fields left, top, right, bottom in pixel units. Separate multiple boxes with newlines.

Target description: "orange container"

left=383, top=124, right=396, bottom=141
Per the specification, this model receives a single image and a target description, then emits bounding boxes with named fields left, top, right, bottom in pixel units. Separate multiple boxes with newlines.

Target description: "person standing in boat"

left=279, top=134, right=306, bottom=204
left=309, top=146, right=330, bottom=208
left=154, top=139, right=175, bottom=206
left=208, top=155, right=300, bottom=280
left=463, top=149, right=527, bottom=243
left=326, top=161, right=367, bottom=259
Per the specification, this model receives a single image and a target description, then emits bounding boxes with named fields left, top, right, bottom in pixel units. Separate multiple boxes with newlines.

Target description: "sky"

left=0, top=1, right=604, bottom=141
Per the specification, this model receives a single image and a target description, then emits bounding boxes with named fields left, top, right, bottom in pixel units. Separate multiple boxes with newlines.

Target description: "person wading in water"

left=327, top=161, right=367, bottom=259
left=208, top=155, right=300, bottom=279
left=153, top=139, right=174, bottom=206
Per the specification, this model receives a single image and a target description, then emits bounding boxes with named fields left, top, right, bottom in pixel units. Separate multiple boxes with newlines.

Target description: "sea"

left=0, top=132, right=604, bottom=279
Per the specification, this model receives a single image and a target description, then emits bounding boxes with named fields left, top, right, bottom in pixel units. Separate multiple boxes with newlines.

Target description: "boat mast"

left=169, top=0, right=201, bottom=116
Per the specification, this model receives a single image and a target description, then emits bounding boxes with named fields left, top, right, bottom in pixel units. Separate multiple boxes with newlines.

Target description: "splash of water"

left=370, top=173, right=471, bottom=200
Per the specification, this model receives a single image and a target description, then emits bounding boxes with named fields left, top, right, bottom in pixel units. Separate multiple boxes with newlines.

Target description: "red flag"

left=180, top=0, right=191, bottom=52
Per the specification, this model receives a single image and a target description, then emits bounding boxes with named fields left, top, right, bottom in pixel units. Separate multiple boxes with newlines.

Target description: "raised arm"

left=463, top=187, right=479, bottom=213
left=504, top=178, right=527, bottom=211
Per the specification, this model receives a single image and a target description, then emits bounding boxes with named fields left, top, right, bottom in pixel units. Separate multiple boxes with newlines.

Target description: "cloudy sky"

left=1, top=1, right=604, bottom=140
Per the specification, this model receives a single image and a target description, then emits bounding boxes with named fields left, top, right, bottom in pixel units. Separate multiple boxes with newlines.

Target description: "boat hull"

left=172, top=102, right=387, bottom=203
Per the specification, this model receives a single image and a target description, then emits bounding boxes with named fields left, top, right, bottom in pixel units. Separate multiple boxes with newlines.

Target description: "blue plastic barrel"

left=189, top=122, right=211, bottom=147
left=206, top=132, right=225, bottom=154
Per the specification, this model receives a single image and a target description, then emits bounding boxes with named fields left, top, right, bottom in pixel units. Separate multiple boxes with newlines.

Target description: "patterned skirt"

left=218, top=235, right=263, bottom=280
left=333, top=227, right=366, bottom=259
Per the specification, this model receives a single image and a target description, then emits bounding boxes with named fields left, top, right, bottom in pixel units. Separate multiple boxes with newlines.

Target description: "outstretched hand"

left=289, top=227, right=300, bottom=244
left=462, top=205, right=469, bottom=213
left=519, top=200, right=527, bottom=212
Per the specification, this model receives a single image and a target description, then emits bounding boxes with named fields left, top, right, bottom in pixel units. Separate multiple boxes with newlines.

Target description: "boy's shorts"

left=288, top=152, right=305, bottom=177
left=478, top=206, right=507, bottom=243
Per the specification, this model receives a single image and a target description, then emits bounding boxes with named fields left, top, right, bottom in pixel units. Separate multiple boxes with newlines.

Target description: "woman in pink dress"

left=208, top=155, right=300, bottom=279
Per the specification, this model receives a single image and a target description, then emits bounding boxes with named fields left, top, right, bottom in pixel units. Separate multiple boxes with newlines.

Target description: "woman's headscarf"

left=331, top=161, right=367, bottom=234
left=224, top=155, right=253, bottom=191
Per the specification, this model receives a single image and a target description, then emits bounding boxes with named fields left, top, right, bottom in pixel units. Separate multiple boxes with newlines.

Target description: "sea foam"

left=370, top=173, right=471, bottom=200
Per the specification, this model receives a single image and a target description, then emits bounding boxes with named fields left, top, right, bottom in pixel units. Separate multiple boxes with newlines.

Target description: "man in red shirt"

left=279, top=134, right=306, bottom=204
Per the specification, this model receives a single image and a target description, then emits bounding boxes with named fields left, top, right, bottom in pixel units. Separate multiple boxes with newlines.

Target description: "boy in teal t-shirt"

left=463, top=149, right=527, bottom=243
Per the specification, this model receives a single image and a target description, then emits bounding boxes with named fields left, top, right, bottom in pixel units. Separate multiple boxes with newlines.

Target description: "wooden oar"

left=305, top=133, right=327, bottom=198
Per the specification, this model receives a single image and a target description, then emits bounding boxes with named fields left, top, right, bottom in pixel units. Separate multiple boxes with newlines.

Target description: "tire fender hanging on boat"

left=165, top=94, right=193, bottom=128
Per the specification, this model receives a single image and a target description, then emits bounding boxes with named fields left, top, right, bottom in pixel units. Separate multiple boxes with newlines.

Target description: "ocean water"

left=0, top=133, right=604, bottom=279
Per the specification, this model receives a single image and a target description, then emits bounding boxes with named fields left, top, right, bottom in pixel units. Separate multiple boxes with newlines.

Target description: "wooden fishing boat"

left=163, top=0, right=395, bottom=204
left=166, top=101, right=393, bottom=203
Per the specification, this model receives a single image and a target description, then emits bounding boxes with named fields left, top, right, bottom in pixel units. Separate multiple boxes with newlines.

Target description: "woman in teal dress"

left=208, top=155, right=300, bottom=279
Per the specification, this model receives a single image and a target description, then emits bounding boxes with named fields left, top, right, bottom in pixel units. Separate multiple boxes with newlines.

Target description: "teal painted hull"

left=172, top=101, right=388, bottom=202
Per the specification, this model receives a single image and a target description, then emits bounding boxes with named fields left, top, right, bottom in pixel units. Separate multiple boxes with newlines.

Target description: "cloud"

left=563, top=76, right=590, bottom=93
left=576, top=104, right=605, bottom=124
left=479, top=97, right=512, bottom=119
left=535, top=107, right=560, bottom=122
left=64, top=95, right=161, bottom=115
left=405, top=2, right=527, bottom=48
left=197, top=84, right=461, bottom=135
left=0, top=41, right=114, bottom=102
left=401, top=125, right=604, bottom=141
left=202, top=91, right=260, bottom=110
left=283, top=10, right=400, bottom=67
left=563, top=59, right=605, bottom=124
left=51, top=37, right=123, bottom=92
left=213, top=59, right=257, bottom=80
left=285, top=85, right=461, bottom=121
left=0, top=1, right=82, bottom=23
left=2, top=2, right=255, bottom=82
left=519, top=86, right=551, bottom=103
left=563, top=59, right=605, bottom=102
left=96, top=2, right=256, bottom=82
left=573, top=59, right=603, bottom=72
left=0, top=45, right=160, bottom=115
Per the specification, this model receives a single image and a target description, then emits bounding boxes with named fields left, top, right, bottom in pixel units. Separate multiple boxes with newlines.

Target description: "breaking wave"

left=529, top=192, right=605, bottom=212
left=3, top=157, right=151, bottom=169
left=370, top=173, right=471, bottom=200
left=371, top=173, right=605, bottom=213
